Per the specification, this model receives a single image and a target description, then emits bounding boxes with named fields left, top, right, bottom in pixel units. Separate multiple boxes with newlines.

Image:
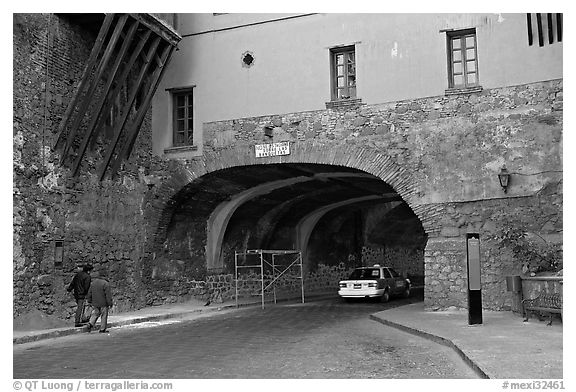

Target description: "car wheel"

left=403, top=286, right=411, bottom=298
left=380, top=290, right=390, bottom=303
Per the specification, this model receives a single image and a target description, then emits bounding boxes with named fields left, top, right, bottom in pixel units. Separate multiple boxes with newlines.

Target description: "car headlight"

left=339, top=283, right=347, bottom=288
left=368, top=282, right=377, bottom=288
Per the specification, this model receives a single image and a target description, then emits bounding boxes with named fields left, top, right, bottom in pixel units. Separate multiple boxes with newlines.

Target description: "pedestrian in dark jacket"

left=67, top=263, right=93, bottom=327
left=86, top=268, right=113, bottom=333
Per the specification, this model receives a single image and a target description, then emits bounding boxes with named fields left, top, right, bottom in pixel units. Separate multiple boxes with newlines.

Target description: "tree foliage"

left=497, top=227, right=562, bottom=274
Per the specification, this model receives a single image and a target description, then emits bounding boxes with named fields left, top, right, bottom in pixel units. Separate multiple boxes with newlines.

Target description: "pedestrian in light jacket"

left=66, top=263, right=93, bottom=327
left=86, top=268, right=113, bottom=333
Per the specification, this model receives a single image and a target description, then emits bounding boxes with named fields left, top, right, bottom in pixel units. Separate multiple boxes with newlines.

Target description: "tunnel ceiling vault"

left=146, top=142, right=445, bottom=270
left=166, top=163, right=412, bottom=272
left=172, top=163, right=399, bottom=222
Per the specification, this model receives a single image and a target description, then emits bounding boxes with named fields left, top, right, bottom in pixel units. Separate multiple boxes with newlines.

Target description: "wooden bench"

left=522, top=292, right=562, bottom=325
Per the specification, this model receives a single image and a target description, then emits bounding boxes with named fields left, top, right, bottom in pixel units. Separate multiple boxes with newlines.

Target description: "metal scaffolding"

left=234, top=249, right=304, bottom=309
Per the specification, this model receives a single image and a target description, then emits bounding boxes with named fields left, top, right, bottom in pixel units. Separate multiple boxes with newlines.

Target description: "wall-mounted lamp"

left=498, top=166, right=510, bottom=193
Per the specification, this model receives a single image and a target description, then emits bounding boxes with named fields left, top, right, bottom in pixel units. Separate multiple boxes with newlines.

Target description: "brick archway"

left=143, top=141, right=443, bottom=264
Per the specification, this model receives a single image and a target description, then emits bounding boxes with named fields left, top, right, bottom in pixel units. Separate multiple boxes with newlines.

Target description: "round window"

left=242, top=51, right=254, bottom=68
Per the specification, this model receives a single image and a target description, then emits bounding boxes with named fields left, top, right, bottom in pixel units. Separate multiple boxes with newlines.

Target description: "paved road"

left=14, top=295, right=478, bottom=379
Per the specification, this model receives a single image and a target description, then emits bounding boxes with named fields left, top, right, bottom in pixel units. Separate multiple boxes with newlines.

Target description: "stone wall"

left=235, top=264, right=352, bottom=299
left=305, top=264, right=353, bottom=294
left=197, top=79, right=562, bottom=310
left=384, top=248, right=425, bottom=283
left=424, top=238, right=470, bottom=310
left=14, top=13, right=95, bottom=318
left=361, top=246, right=423, bottom=282
left=13, top=14, right=173, bottom=318
left=424, top=183, right=562, bottom=310
left=203, top=81, right=562, bottom=210
left=143, top=263, right=354, bottom=305
left=14, top=13, right=562, bottom=317
left=361, top=246, right=385, bottom=266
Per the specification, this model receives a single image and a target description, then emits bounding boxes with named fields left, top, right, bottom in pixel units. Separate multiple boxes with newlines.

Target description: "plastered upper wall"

left=152, top=13, right=562, bottom=156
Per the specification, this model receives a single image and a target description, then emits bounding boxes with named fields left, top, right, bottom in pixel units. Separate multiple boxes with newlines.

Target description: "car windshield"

left=349, top=268, right=380, bottom=280
left=388, top=268, right=401, bottom=278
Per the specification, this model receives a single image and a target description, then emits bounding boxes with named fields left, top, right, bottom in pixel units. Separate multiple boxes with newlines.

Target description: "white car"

left=338, top=265, right=411, bottom=302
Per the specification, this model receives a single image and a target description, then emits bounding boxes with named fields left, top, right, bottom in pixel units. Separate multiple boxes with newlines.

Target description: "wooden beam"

left=71, top=18, right=140, bottom=177
left=114, top=44, right=175, bottom=169
left=527, top=13, right=533, bottom=46
left=60, top=14, right=129, bottom=165
left=98, top=36, right=162, bottom=181
left=130, top=13, right=181, bottom=46
left=536, top=13, right=544, bottom=47
left=90, top=30, right=152, bottom=151
left=54, top=13, right=115, bottom=151
left=547, top=13, right=554, bottom=44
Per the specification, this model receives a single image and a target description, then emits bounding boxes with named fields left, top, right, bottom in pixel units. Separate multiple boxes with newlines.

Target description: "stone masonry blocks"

left=15, top=15, right=562, bottom=321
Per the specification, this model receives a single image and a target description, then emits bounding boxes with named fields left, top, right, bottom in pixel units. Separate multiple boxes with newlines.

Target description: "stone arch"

left=143, top=141, right=443, bottom=267
left=295, top=196, right=403, bottom=270
left=206, top=172, right=377, bottom=272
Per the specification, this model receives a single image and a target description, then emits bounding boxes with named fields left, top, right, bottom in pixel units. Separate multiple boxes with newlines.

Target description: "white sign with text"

left=255, top=141, right=290, bottom=158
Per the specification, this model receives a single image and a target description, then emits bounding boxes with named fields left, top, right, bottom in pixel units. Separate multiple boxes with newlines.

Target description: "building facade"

left=13, top=13, right=562, bottom=320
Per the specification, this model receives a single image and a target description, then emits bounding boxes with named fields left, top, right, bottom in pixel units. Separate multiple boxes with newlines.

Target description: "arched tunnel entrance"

left=155, top=162, right=427, bottom=300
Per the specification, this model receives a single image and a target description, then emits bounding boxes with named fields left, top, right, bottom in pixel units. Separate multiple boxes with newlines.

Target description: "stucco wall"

left=152, top=13, right=562, bottom=156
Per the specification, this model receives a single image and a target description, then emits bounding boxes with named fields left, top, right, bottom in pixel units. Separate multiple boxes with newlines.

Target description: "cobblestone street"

left=14, top=296, right=478, bottom=379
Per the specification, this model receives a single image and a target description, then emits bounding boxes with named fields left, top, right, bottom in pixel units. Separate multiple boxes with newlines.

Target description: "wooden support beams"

left=527, top=13, right=533, bottom=46
left=90, top=30, right=152, bottom=152
left=60, top=14, right=129, bottom=164
left=98, top=36, right=162, bottom=181
left=108, top=44, right=175, bottom=179
left=54, top=13, right=115, bottom=151
left=536, top=13, right=544, bottom=47
left=52, top=13, right=181, bottom=179
left=130, top=13, right=180, bottom=46
left=71, top=18, right=140, bottom=177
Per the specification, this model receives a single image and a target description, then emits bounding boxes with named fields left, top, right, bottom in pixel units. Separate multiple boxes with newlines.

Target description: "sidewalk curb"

left=13, top=293, right=335, bottom=345
left=369, top=314, right=489, bottom=379
left=13, top=302, right=250, bottom=345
